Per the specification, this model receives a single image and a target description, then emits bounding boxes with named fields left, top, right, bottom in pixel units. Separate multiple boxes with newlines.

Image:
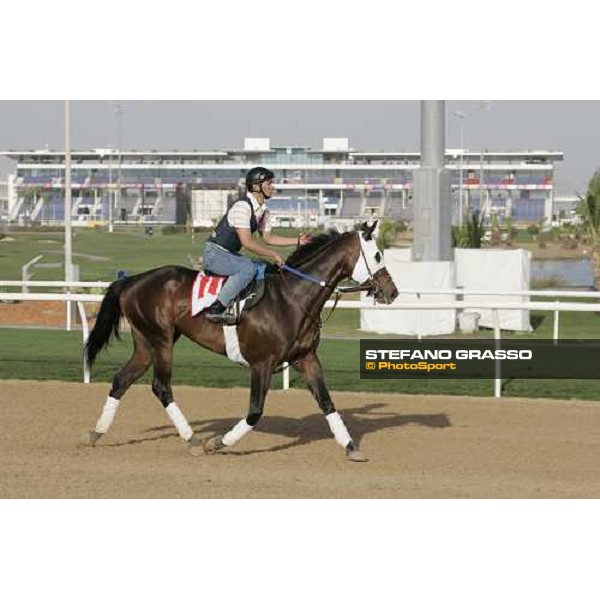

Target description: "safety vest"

left=208, top=196, right=258, bottom=253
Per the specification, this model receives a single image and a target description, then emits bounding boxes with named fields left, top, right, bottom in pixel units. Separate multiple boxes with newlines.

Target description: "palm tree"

left=452, top=210, right=485, bottom=248
left=577, top=170, right=600, bottom=288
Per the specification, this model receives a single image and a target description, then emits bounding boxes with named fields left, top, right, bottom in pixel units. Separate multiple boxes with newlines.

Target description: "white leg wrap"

left=166, top=402, right=193, bottom=441
left=95, top=396, right=120, bottom=434
left=222, top=418, right=254, bottom=447
left=326, top=412, right=352, bottom=448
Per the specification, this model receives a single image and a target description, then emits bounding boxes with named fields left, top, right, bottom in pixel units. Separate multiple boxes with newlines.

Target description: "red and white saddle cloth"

left=190, top=272, right=226, bottom=317
left=190, top=272, right=250, bottom=367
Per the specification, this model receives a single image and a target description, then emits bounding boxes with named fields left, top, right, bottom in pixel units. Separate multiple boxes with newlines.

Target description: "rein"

left=278, top=264, right=341, bottom=329
left=278, top=262, right=377, bottom=329
left=279, top=264, right=373, bottom=294
left=276, top=232, right=382, bottom=333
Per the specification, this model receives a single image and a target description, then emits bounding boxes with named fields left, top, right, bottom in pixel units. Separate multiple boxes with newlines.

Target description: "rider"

left=203, top=166, right=311, bottom=322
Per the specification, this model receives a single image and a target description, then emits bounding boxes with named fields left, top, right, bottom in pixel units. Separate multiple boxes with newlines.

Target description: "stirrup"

left=205, top=302, right=228, bottom=322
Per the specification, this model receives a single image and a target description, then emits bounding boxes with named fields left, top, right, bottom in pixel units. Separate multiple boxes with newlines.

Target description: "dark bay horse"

left=84, top=221, right=398, bottom=461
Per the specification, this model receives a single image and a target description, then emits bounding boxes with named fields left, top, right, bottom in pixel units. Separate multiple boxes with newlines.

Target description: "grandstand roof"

left=0, top=150, right=230, bottom=161
left=0, top=148, right=564, bottom=164
left=351, top=151, right=564, bottom=162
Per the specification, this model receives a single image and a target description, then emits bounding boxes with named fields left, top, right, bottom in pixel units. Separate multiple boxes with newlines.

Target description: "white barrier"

left=1, top=280, right=599, bottom=397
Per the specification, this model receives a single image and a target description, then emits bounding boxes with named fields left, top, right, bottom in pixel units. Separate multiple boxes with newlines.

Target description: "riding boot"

left=205, top=300, right=228, bottom=322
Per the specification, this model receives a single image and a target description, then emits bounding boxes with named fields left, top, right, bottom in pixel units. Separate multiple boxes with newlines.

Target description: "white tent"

left=360, top=248, right=456, bottom=336
left=454, top=248, right=532, bottom=332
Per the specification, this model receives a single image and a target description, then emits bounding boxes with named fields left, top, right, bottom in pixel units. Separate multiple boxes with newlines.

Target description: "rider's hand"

left=298, top=232, right=312, bottom=245
left=271, top=251, right=284, bottom=265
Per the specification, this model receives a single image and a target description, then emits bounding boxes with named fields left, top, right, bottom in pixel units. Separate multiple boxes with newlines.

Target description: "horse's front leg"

left=294, top=352, right=367, bottom=462
left=204, top=361, right=273, bottom=454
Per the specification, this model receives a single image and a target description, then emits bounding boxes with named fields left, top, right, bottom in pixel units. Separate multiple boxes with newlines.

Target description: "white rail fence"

left=1, top=280, right=600, bottom=397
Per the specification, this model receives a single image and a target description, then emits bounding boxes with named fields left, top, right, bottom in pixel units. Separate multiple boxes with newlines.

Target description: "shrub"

left=530, top=276, right=566, bottom=289
left=161, top=225, right=186, bottom=235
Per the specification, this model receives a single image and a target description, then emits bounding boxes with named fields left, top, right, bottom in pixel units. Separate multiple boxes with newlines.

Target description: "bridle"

left=351, top=238, right=385, bottom=300
left=277, top=232, right=384, bottom=328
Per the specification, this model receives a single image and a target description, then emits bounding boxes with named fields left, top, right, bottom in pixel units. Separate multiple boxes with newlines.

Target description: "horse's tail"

left=85, top=278, right=129, bottom=367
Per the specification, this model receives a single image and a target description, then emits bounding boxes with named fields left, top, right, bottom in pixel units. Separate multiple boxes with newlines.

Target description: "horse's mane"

left=285, top=229, right=348, bottom=267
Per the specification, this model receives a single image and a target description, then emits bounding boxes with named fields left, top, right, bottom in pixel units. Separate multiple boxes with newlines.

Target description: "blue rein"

left=280, top=264, right=327, bottom=287
left=279, top=264, right=371, bottom=295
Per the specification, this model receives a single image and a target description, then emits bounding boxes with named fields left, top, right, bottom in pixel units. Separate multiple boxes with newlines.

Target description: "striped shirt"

left=227, top=192, right=272, bottom=233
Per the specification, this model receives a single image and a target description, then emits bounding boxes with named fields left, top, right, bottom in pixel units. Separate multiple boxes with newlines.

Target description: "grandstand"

left=0, top=178, right=8, bottom=222
left=0, top=138, right=564, bottom=227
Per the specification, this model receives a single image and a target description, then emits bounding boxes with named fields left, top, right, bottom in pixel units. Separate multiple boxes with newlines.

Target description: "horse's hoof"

left=82, top=430, right=103, bottom=447
left=204, top=435, right=225, bottom=455
left=188, top=434, right=204, bottom=457
left=346, top=448, right=368, bottom=462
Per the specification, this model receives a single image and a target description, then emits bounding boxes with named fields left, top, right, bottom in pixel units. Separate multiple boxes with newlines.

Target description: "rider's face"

left=261, top=179, right=276, bottom=197
left=254, top=179, right=276, bottom=201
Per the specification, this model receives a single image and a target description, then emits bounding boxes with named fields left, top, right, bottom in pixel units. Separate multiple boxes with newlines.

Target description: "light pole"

left=453, top=110, right=466, bottom=227
left=64, top=100, right=74, bottom=330
left=114, top=101, right=123, bottom=227
left=478, top=101, right=491, bottom=223
left=107, top=150, right=113, bottom=233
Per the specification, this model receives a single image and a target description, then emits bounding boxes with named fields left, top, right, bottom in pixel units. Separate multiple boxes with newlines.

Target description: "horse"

left=83, top=221, right=399, bottom=461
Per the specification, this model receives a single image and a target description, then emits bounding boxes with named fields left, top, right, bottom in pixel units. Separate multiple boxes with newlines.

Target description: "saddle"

left=192, top=263, right=268, bottom=324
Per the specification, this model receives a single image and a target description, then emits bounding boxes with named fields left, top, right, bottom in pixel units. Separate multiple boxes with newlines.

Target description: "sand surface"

left=1, top=380, right=599, bottom=498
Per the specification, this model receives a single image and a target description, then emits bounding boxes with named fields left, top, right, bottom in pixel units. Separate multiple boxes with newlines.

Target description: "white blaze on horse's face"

left=352, top=232, right=385, bottom=283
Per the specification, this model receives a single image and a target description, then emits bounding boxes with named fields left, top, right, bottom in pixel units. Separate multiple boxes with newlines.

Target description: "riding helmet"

left=245, top=166, right=275, bottom=189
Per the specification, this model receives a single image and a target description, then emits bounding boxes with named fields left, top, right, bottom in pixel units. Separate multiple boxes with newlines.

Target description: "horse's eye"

left=374, top=251, right=381, bottom=263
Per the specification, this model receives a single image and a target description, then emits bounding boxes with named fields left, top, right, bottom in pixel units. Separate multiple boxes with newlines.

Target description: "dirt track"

left=1, top=380, right=600, bottom=498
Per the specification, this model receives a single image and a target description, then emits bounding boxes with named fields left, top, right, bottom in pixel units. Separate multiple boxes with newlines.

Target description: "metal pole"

left=115, top=101, right=123, bottom=229
left=421, top=101, right=445, bottom=168
left=477, top=102, right=491, bottom=223
left=453, top=111, right=466, bottom=227
left=493, top=309, right=502, bottom=398
left=108, top=151, right=113, bottom=233
left=460, top=120, right=464, bottom=225
left=64, top=100, right=73, bottom=331
left=412, top=100, right=452, bottom=261
left=480, top=151, right=485, bottom=221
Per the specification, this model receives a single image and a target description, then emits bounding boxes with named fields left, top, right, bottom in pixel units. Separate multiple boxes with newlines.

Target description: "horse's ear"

left=360, top=220, right=378, bottom=240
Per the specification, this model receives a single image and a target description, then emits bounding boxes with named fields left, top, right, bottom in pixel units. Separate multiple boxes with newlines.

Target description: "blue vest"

left=208, top=197, right=258, bottom=253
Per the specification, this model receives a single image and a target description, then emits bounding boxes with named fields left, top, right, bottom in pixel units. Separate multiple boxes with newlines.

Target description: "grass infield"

left=0, top=328, right=599, bottom=400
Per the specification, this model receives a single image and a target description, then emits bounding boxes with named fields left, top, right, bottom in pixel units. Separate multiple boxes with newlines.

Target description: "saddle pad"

left=190, top=272, right=226, bottom=317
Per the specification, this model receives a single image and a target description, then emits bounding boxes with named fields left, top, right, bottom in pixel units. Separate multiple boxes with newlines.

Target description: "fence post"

left=493, top=309, right=502, bottom=398
left=553, top=302, right=560, bottom=346
left=76, top=300, right=91, bottom=384
left=282, top=362, right=290, bottom=391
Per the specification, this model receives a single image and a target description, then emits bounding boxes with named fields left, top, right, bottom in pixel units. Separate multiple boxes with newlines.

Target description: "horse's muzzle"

left=374, top=286, right=398, bottom=305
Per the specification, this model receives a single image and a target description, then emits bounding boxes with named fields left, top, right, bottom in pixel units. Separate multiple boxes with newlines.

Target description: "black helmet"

left=245, top=166, right=275, bottom=189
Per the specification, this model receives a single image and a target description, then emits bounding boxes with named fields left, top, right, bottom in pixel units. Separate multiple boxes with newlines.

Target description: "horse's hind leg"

left=85, top=327, right=152, bottom=446
left=150, top=338, right=200, bottom=451
left=294, top=352, right=367, bottom=462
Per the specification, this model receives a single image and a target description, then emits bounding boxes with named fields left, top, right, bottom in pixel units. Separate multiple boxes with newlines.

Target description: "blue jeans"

left=203, top=242, right=257, bottom=306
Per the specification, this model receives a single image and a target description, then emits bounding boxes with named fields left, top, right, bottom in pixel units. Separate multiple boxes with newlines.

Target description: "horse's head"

left=350, top=221, right=399, bottom=304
